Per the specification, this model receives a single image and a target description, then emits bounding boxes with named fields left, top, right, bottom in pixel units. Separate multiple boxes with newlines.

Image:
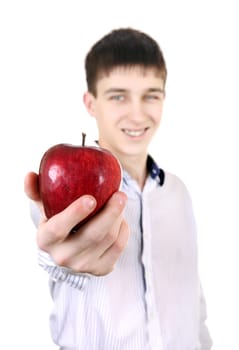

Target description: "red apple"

left=38, top=134, right=122, bottom=230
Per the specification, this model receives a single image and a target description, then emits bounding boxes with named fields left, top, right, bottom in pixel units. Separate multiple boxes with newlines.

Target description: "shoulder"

left=164, top=171, right=188, bottom=191
left=146, top=155, right=192, bottom=202
left=157, top=170, right=193, bottom=206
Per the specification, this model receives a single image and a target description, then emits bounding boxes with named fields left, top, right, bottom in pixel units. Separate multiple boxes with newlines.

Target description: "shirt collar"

left=123, top=155, right=165, bottom=188
left=146, top=155, right=165, bottom=186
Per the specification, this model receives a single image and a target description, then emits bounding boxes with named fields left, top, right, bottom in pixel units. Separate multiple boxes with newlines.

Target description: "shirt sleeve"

left=198, top=284, right=213, bottom=350
left=38, top=249, right=91, bottom=290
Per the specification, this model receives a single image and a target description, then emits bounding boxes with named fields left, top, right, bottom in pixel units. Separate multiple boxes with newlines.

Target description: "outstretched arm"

left=24, top=171, right=130, bottom=277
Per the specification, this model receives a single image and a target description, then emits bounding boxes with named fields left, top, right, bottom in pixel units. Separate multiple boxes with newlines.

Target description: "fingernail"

left=83, top=196, right=96, bottom=209
left=115, top=192, right=127, bottom=207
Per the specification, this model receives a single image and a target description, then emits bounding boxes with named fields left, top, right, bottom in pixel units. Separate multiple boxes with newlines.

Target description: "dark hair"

left=85, top=28, right=167, bottom=96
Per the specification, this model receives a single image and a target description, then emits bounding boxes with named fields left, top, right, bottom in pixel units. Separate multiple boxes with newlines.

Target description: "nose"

left=128, top=100, right=146, bottom=123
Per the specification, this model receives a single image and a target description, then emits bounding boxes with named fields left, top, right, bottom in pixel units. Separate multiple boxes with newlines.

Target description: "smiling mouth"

left=122, top=128, right=149, bottom=137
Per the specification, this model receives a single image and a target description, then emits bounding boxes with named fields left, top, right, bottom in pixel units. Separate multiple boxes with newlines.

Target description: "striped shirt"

left=32, top=157, right=212, bottom=350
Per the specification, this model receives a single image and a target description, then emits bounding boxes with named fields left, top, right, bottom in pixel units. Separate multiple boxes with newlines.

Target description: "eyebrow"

left=104, top=88, right=126, bottom=95
left=104, top=87, right=165, bottom=95
left=147, top=88, right=165, bottom=94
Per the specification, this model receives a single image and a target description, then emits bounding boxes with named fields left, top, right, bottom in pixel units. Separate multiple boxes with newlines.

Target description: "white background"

left=1, top=1, right=239, bottom=349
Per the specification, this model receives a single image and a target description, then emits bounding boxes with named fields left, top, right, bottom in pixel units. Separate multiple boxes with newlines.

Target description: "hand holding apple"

left=24, top=169, right=129, bottom=275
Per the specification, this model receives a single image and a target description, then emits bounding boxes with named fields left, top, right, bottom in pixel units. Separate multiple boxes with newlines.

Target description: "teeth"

left=123, top=129, right=145, bottom=137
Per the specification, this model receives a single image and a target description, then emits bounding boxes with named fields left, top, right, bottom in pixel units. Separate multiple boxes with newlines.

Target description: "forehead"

left=96, top=66, right=165, bottom=92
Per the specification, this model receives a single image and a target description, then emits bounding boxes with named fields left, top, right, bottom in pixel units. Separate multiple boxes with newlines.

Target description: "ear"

left=83, top=92, right=96, bottom=117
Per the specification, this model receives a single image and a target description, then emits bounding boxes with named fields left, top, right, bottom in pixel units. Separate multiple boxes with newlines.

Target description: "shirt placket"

left=141, top=191, right=164, bottom=350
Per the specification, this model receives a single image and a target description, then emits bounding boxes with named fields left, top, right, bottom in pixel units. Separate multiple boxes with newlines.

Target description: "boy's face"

left=84, top=66, right=165, bottom=161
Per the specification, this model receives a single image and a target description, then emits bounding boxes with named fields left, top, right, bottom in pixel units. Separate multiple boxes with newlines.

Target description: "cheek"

left=150, top=105, right=163, bottom=124
left=101, top=106, right=125, bottom=123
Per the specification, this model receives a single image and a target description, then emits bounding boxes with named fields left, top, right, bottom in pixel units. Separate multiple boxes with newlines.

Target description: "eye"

left=144, top=93, right=164, bottom=102
left=145, top=94, right=160, bottom=101
left=109, top=95, right=125, bottom=101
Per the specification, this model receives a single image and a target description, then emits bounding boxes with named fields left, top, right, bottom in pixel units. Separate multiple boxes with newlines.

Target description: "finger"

left=24, top=172, right=40, bottom=201
left=65, top=214, right=124, bottom=270
left=52, top=218, right=129, bottom=274
left=48, top=191, right=127, bottom=270
left=24, top=171, right=47, bottom=216
left=63, top=191, right=127, bottom=254
left=93, top=219, right=130, bottom=275
left=37, top=195, right=97, bottom=250
left=81, top=191, right=128, bottom=245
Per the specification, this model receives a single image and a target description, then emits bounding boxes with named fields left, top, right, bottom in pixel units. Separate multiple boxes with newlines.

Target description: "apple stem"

left=82, top=132, right=86, bottom=146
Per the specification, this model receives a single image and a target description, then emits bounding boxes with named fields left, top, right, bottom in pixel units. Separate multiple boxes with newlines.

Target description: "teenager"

left=24, top=27, right=212, bottom=349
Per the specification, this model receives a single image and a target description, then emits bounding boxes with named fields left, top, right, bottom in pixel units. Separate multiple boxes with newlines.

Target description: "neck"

left=112, top=151, right=148, bottom=190
left=97, top=141, right=148, bottom=190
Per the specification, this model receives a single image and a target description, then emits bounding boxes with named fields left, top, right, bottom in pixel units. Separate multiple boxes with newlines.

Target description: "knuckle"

left=102, top=229, right=117, bottom=246
left=74, top=257, right=114, bottom=276
left=52, top=250, right=71, bottom=267
left=71, top=255, right=97, bottom=274
left=37, top=221, right=66, bottom=251
left=36, top=234, right=46, bottom=251
left=113, top=238, right=126, bottom=254
left=75, top=259, right=92, bottom=274
left=87, top=227, right=118, bottom=247
left=108, top=205, right=122, bottom=220
left=47, top=221, right=65, bottom=241
left=86, top=227, right=106, bottom=244
left=92, top=265, right=114, bottom=276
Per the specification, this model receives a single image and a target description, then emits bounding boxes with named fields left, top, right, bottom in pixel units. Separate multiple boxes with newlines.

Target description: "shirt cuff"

left=38, top=249, right=91, bottom=290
